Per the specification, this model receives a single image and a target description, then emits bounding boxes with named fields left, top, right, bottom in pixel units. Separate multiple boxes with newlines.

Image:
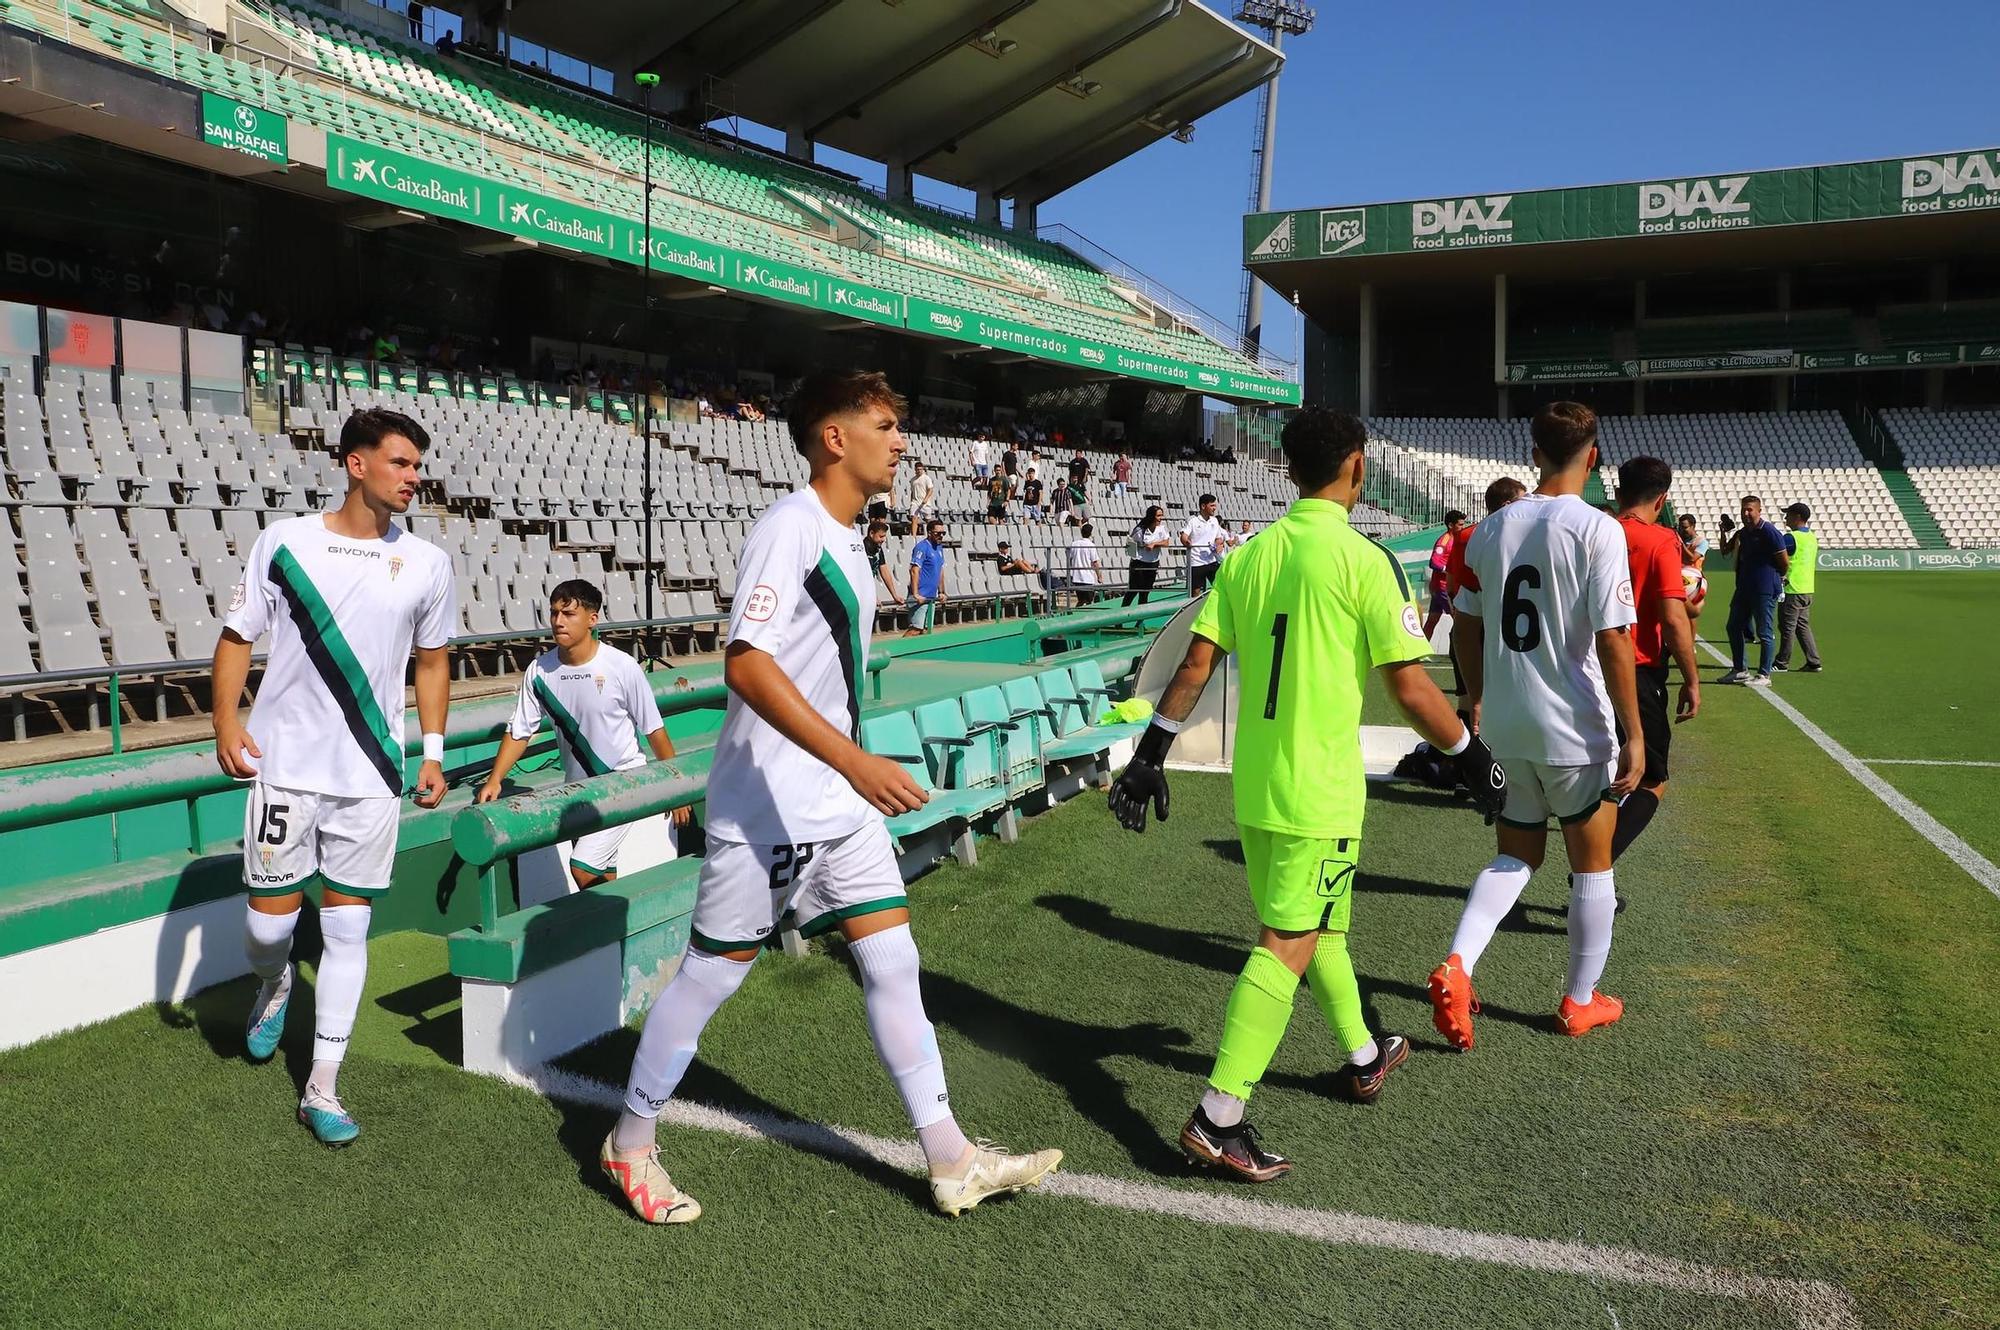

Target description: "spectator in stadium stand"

left=1228, top=520, right=1255, bottom=552
left=1063, top=476, right=1090, bottom=529
left=1067, top=523, right=1104, bottom=606
left=985, top=469, right=1010, bottom=525
left=995, top=541, right=1041, bottom=577
left=1422, top=510, right=1470, bottom=646
left=1022, top=467, right=1046, bottom=522
left=1677, top=513, right=1710, bottom=568
left=435, top=29, right=456, bottom=56
left=1717, top=495, right=1791, bottom=685
left=1113, top=451, right=1134, bottom=494
left=1051, top=476, right=1072, bottom=526
left=1448, top=478, right=1527, bottom=715
left=1069, top=449, right=1090, bottom=493
left=1124, top=505, right=1171, bottom=606
left=908, top=460, right=936, bottom=536
left=865, top=518, right=905, bottom=626
left=1181, top=494, right=1226, bottom=595
left=907, top=520, right=950, bottom=635
left=969, top=437, right=992, bottom=486
left=1773, top=503, right=1823, bottom=674
left=1002, top=444, right=1020, bottom=485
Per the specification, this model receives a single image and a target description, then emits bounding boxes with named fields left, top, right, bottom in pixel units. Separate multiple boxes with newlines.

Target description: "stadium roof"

left=1245, top=147, right=2000, bottom=309
left=502, top=0, right=1283, bottom=200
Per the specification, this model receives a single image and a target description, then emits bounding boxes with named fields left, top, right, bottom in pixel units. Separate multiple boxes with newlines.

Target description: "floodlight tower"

left=1234, top=1, right=1314, bottom=358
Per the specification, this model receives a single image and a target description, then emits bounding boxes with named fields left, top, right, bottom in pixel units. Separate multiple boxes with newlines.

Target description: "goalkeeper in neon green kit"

left=1109, top=406, right=1506, bottom=1181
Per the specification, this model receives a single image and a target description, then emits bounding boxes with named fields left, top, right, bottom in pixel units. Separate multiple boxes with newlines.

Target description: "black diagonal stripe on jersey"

left=533, top=674, right=612, bottom=777
left=1370, top=538, right=1414, bottom=601
left=803, top=554, right=863, bottom=741
left=271, top=549, right=405, bottom=795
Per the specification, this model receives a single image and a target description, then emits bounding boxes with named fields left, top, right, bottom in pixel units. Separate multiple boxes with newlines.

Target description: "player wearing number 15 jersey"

left=1429, top=402, right=1644, bottom=1052
left=211, top=407, right=456, bottom=1146
left=604, top=370, right=1059, bottom=1224
left=1109, top=406, right=1506, bottom=1182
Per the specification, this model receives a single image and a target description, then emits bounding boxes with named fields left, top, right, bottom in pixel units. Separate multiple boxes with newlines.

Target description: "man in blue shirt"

left=906, top=519, right=948, bottom=636
left=1717, top=495, right=1792, bottom=686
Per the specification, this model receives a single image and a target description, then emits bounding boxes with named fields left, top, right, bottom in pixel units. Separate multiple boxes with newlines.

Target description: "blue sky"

left=1009, top=0, right=2000, bottom=368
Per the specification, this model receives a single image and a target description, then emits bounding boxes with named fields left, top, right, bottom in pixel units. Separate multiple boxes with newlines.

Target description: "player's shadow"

left=1033, top=891, right=1552, bottom=1048
left=160, top=898, right=323, bottom=1097
left=1356, top=873, right=1565, bottom=937
left=374, top=970, right=463, bottom=1064
left=545, top=1027, right=933, bottom=1214
left=822, top=938, right=1335, bottom=1173
left=1364, top=782, right=1473, bottom=811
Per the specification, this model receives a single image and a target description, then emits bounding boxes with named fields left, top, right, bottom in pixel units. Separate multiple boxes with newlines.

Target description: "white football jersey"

left=508, top=642, right=664, bottom=783
left=1452, top=494, right=1635, bottom=765
left=704, top=489, right=877, bottom=844
left=225, top=515, right=455, bottom=798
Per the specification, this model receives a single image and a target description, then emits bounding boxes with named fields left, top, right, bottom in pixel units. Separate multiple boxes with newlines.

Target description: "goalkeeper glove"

left=1108, top=721, right=1174, bottom=832
left=1453, top=732, right=1508, bottom=824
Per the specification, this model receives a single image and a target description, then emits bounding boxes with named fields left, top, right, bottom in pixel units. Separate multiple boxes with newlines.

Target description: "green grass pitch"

left=0, top=572, right=1994, bottom=1328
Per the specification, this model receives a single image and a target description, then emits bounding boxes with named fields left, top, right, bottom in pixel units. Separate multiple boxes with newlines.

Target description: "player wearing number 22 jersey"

left=1430, top=401, right=1644, bottom=1054
left=1109, top=406, right=1505, bottom=1183
left=605, top=370, right=1059, bottom=1226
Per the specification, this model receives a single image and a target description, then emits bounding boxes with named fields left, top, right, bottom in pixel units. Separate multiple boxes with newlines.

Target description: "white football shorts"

left=689, top=819, right=905, bottom=952
left=1497, top=758, right=1618, bottom=829
left=242, top=780, right=400, bottom=897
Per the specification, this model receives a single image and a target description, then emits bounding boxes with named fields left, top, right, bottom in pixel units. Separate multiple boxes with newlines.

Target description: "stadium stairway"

left=1878, top=466, right=1947, bottom=547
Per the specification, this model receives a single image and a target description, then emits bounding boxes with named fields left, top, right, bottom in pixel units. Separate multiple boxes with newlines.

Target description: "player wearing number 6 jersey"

left=1108, top=406, right=1506, bottom=1182
left=211, top=407, right=456, bottom=1146
left=1429, top=402, right=1644, bottom=1052
left=604, top=370, right=1060, bottom=1224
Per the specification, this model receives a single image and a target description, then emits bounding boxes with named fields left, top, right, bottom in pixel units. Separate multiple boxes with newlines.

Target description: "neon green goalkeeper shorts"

left=1240, top=826, right=1359, bottom=934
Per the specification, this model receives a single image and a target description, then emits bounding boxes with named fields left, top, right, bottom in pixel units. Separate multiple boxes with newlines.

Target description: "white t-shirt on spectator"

left=1067, top=538, right=1102, bottom=585
left=1182, top=514, right=1225, bottom=568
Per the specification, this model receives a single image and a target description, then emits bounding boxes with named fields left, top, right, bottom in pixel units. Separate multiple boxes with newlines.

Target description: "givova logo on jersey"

left=1900, top=153, right=2000, bottom=213
left=1411, top=196, right=1513, bottom=250
left=1637, top=176, right=1751, bottom=234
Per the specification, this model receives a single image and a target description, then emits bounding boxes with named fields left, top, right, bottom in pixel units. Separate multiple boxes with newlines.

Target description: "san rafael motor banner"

left=1247, top=147, right=2000, bottom=263
left=324, top=136, right=1284, bottom=402
left=201, top=94, right=286, bottom=164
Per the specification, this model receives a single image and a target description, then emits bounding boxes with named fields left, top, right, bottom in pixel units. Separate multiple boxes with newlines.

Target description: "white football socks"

left=615, top=948, right=754, bottom=1150
left=1199, top=1088, right=1246, bottom=1128
left=245, top=904, right=299, bottom=981
left=307, top=904, right=371, bottom=1100
left=1449, top=855, right=1534, bottom=974
left=1566, top=871, right=1617, bottom=1004
left=847, top=925, right=971, bottom=1175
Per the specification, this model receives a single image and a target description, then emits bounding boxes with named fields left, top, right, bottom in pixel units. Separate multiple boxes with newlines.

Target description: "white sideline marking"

left=1699, top=640, right=2000, bottom=901
left=1859, top=758, right=2000, bottom=768
left=507, top=1064, right=1857, bottom=1330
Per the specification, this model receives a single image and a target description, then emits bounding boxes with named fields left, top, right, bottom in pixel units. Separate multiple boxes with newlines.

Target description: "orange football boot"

left=1557, top=990, right=1624, bottom=1036
left=1427, top=954, right=1479, bottom=1052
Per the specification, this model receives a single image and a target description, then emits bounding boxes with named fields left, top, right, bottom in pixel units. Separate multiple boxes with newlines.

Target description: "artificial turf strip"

left=2, top=569, right=1995, bottom=1328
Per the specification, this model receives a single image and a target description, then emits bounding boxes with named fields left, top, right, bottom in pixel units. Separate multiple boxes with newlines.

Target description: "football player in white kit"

left=1428, top=402, right=1644, bottom=1050
left=475, top=578, right=689, bottom=887
left=212, top=407, right=456, bottom=1145
left=600, top=370, right=1060, bottom=1224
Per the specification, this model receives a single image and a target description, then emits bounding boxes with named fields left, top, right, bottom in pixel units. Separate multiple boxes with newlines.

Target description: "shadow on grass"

left=546, top=1025, right=934, bottom=1216
left=160, top=904, right=325, bottom=1097
left=375, top=970, right=463, bottom=1065
left=1032, top=891, right=1557, bottom=1042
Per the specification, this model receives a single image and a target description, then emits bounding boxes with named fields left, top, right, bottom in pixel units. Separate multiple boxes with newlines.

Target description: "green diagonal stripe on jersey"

left=533, top=674, right=613, bottom=777
left=269, top=545, right=404, bottom=795
left=803, top=550, right=864, bottom=740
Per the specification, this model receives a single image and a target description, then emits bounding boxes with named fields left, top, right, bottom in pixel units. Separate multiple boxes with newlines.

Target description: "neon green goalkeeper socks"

left=1207, top=946, right=1301, bottom=1102
left=1305, top=931, right=1371, bottom=1057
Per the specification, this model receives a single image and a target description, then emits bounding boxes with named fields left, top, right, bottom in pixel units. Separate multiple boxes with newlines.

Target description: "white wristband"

left=422, top=732, right=445, bottom=764
left=1441, top=727, right=1472, bottom=757
left=1150, top=713, right=1182, bottom=735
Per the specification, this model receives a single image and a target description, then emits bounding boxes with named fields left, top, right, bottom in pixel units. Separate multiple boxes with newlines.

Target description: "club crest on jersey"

left=228, top=581, right=247, bottom=612
left=743, top=584, right=779, bottom=622
left=388, top=556, right=405, bottom=581
left=594, top=674, right=606, bottom=693
left=260, top=847, right=273, bottom=867
left=1402, top=604, right=1425, bottom=638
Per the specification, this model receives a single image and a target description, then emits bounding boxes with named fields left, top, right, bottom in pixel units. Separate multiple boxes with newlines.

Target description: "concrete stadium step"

left=1878, top=466, right=1947, bottom=547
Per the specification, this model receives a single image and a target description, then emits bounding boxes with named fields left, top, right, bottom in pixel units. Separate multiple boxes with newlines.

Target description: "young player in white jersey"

left=475, top=579, right=689, bottom=887
left=212, top=407, right=456, bottom=1145
left=1428, top=401, right=1644, bottom=1051
left=602, top=370, right=1060, bottom=1224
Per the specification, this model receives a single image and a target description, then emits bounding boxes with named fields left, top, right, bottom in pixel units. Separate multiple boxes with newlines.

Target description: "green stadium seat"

left=859, top=710, right=1006, bottom=856
left=961, top=684, right=1045, bottom=802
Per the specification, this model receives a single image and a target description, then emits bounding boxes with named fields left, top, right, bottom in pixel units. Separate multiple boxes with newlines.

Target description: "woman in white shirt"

left=1123, top=505, right=1171, bottom=606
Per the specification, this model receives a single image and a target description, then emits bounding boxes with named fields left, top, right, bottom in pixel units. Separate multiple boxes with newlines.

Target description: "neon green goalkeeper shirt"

left=1190, top=498, right=1432, bottom=839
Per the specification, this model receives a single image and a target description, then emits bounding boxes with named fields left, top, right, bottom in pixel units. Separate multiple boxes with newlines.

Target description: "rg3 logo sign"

left=742, top=584, right=779, bottom=621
